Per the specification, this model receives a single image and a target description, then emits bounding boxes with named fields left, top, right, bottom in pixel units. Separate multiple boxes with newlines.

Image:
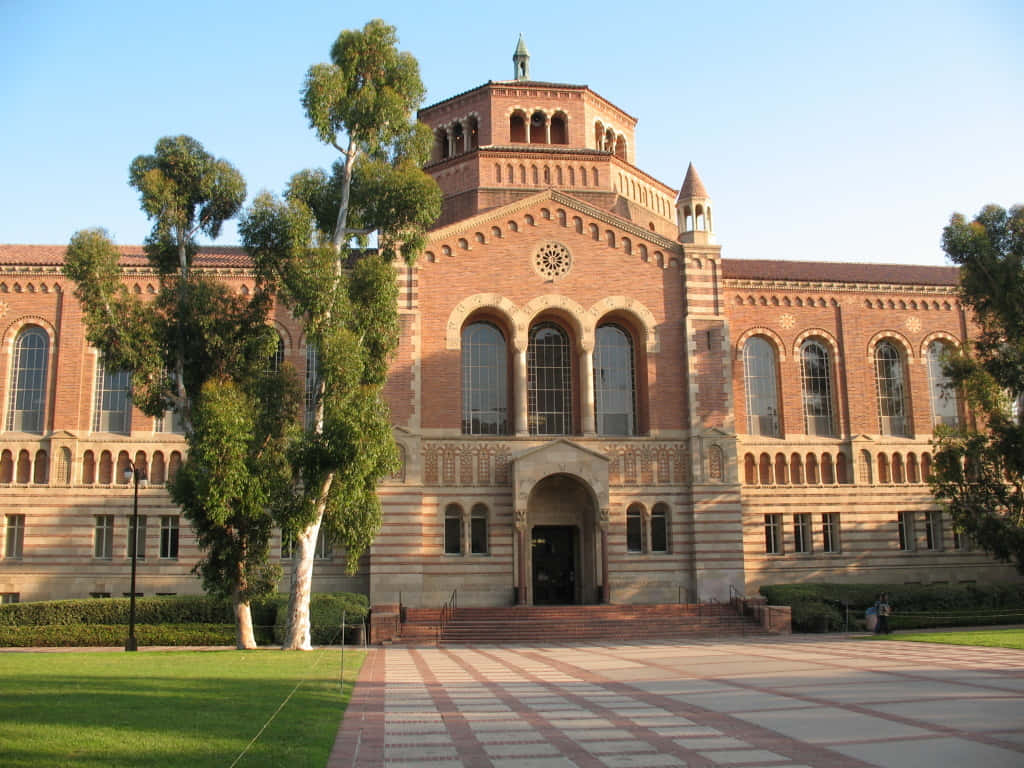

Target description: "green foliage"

left=0, top=595, right=234, bottom=626
left=0, top=623, right=236, bottom=647
left=129, top=135, right=247, bottom=275
left=760, top=582, right=1024, bottom=631
left=932, top=203, right=1024, bottom=571
left=273, top=593, right=369, bottom=645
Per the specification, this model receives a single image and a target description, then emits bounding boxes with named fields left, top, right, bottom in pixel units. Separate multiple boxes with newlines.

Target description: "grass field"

left=871, top=628, right=1024, bottom=650
left=0, top=648, right=364, bottom=768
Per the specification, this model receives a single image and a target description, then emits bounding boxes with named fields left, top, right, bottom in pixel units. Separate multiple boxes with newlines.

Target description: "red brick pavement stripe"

left=327, top=648, right=386, bottom=768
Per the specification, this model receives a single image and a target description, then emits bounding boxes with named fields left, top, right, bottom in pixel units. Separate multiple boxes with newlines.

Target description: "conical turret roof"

left=677, top=162, right=709, bottom=200
left=515, top=34, right=530, bottom=56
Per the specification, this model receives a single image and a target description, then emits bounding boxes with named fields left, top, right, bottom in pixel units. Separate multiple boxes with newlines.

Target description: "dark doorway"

left=532, top=525, right=577, bottom=605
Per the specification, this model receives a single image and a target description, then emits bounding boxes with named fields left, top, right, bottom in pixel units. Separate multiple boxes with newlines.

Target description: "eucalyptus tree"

left=64, top=136, right=287, bottom=647
left=930, top=203, right=1024, bottom=571
left=241, top=19, right=440, bottom=649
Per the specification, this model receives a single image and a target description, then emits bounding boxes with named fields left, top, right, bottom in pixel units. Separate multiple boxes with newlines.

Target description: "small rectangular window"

left=822, top=513, right=840, bottom=553
left=924, top=511, right=942, bottom=551
left=953, top=528, right=971, bottom=552
left=127, top=515, right=146, bottom=560
left=4, top=514, right=25, bottom=558
left=897, top=511, right=915, bottom=552
left=626, top=509, right=643, bottom=553
left=160, top=516, right=179, bottom=559
left=315, top=528, right=332, bottom=560
left=1, top=593, right=19, bottom=604
left=94, top=515, right=114, bottom=559
left=764, top=514, right=782, bottom=555
left=89, top=592, right=111, bottom=599
left=793, top=513, right=812, bottom=554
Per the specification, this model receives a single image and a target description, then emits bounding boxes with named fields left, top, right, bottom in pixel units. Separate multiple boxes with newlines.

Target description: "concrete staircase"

left=391, top=603, right=763, bottom=645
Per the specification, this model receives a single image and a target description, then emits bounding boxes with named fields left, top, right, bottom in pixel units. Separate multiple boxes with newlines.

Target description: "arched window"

left=509, top=111, right=527, bottom=143
left=651, top=503, right=669, bottom=553
left=6, top=326, right=49, bottom=433
left=927, top=341, right=959, bottom=428
left=790, top=453, right=804, bottom=484
left=800, top=340, right=834, bottom=436
left=550, top=113, right=567, bottom=144
left=93, top=358, right=132, bottom=434
left=444, top=503, right=463, bottom=555
left=268, top=335, right=285, bottom=373
left=528, top=322, right=572, bottom=435
left=743, top=337, right=780, bottom=436
left=470, top=503, right=488, bottom=555
left=626, top=504, right=644, bottom=553
left=594, top=324, right=635, bottom=436
left=744, top=453, right=756, bottom=485
left=875, top=341, right=909, bottom=436
left=461, top=322, right=508, bottom=435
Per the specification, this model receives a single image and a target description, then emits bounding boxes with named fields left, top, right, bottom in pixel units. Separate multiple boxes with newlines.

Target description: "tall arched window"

left=743, top=337, right=780, bottom=436
left=594, top=324, right=635, bottom=435
left=6, top=326, right=49, bottom=433
left=304, top=343, right=319, bottom=430
left=528, top=322, right=572, bottom=435
left=92, top=358, right=132, bottom=434
left=875, top=340, right=909, bottom=436
left=800, top=340, right=834, bottom=436
left=462, top=322, right=508, bottom=435
left=268, top=335, right=285, bottom=373
left=926, top=341, right=959, bottom=428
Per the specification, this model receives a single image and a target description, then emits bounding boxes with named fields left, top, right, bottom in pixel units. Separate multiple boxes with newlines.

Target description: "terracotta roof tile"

left=0, top=244, right=253, bottom=270
left=721, top=258, right=959, bottom=286
left=677, top=162, right=708, bottom=199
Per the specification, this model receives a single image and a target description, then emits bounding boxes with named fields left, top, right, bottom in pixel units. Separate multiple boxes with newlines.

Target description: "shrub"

left=274, top=593, right=369, bottom=645
left=0, top=623, right=235, bottom=647
left=789, top=600, right=843, bottom=632
left=0, top=595, right=234, bottom=626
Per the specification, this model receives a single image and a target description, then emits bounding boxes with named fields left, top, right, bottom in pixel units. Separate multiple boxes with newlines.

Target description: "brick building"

left=0, top=41, right=1017, bottom=610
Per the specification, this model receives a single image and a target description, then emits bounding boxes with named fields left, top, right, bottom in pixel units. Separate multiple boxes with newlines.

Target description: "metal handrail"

left=437, top=589, right=457, bottom=645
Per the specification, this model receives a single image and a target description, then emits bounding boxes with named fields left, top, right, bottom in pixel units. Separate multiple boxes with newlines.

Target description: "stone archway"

left=512, top=439, right=610, bottom=605
left=527, top=474, right=598, bottom=605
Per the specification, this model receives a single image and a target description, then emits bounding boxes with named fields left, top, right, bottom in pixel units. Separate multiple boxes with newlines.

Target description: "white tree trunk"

left=280, top=508, right=325, bottom=650
left=233, top=594, right=258, bottom=650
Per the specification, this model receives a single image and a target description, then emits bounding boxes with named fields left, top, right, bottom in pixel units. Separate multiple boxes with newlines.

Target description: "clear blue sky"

left=2, top=0, right=1021, bottom=265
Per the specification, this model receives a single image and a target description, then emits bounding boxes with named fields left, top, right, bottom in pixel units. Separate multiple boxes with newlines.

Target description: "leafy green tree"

left=931, top=203, right=1024, bottom=571
left=240, top=19, right=440, bottom=650
left=64, top=136, right=285, bottom=647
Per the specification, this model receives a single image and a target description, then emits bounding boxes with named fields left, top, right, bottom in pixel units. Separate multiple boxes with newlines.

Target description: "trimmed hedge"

left=0, top=623, right=236, bottom=647
left=274, top=592, right=369, bottom=645
left=759, top=582, right=1024, bottom=632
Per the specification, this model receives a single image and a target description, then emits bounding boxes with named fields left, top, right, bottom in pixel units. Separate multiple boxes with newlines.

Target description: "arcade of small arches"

left=593, top=120, right=628, bottom=160
left=0, top=446, right=183, bottom=487
left=434, top=113, right=480, bottom=161
left=424, top=208, right=674, bottom=269
left=508, top=109, right=569, bottom=146
left=615, top=172, right=673, bottom=219
left=491, top=162, right=601, bottom=188
left=742, top=448, right=935, bottom=488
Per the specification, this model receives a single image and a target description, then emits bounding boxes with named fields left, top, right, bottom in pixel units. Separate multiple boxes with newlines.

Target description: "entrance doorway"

left=532, top=525, right=577, bottom=605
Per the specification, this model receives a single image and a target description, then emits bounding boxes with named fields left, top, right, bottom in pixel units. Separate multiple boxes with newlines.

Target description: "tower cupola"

left=513, top=35, right=530, bottom=80
left=676, top=162, right=714, bottom=244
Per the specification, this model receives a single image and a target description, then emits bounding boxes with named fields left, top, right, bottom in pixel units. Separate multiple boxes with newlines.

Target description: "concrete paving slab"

left=738, top=705, right=932, bottom=743
left=866, top=696, right=1024, bottom=731
left=833, top=735, right=1024, bottom=768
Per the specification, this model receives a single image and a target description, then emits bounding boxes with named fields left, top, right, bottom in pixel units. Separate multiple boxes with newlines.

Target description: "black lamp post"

left=125, top=459, right=147, bottom=652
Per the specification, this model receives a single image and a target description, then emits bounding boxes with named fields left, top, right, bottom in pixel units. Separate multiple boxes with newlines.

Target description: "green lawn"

left=0, top=649, right=364, bottom=768
left=871, top=628, right=1024, bottom=650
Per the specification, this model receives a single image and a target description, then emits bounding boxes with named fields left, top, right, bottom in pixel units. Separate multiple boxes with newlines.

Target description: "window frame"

left=94, top=515, right=114, bottom=560
left=897, top=511, right=915, bottom=552
left=650, top=503, right=669, bottom=553
left=924, top=510, right=943, bottom=551
left=6, top=325, right=49, bottom=433
left=461, top=321, right=509, bottom=435
left=926, top=341, right=960, bottom=429
left=875, top=340, right=910, bottom=436
left=126, top=515, right=146, bottom=560
left=594, top=323, right=637, bottom=436
left=764, top=513, right=783, bottom=555
left=160, top=515, right=180, bottom=559
left=626, top=505, right=644, bottom=553
left=821, top=512, right=840, bottom=554
left=92, top=357, right=132, bottom=435
left=470, top=504, right=489, bottom=555
left=527, top=322, right=574, bottom=436
left=799, top=340, right=835, bottom=437
left=4, top=514, right=25, bottom=559
left=793, top=513, right=812, bottom=554
left=743, top=337, right=781, bottom=437
left=444, top=504, right=464, bottom=555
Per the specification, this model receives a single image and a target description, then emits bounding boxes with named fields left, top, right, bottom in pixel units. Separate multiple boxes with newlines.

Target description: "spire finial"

left=513, top=34, right=530, bottom=81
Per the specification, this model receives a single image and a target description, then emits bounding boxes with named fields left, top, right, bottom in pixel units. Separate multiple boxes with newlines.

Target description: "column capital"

left=598, top=507, right=610, bottom=530
left=515, top=508, right=528, bottom=531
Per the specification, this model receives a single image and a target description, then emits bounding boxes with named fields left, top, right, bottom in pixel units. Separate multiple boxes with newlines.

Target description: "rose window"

left=533, top=242, right=572, bottom=279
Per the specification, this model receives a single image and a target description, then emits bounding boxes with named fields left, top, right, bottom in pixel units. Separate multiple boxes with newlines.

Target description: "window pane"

left=528, top=323, right=572, bottom=435
left=93, top=359, right=132, bottom=434
left=800, top=341, right=834, bottom=436
left=471, top=508, right=488, bottom=554
left=927, top=342, right=959, bottom=428
left=650, top=507, right=667, bottom=552
left=305, top=344, right=320, bottom=430
left=764, top=514, right=782, bottom=554
left=626, top=509, right=643, bottom=553
left=743, top=338, right=779, bottom=436
left=875, top=342, right=908, bottom=436
left=7, top=327, right=49, bottom=433
left=5, top=515, right=24, bottom=558
left=594, top=325, right=636, bottom=436
left=94, top=516, right=113, bottom=559
left=462, top=323, right=508, bottom=435
left=444, top=507, right=462, bottom=554
left=160, top=516, right=179, bottom=559
left=127, top=516, right=146, bottom=559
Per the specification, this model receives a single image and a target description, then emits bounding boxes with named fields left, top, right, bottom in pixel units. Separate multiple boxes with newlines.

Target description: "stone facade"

left=0, top=50, right=1017, bottom=609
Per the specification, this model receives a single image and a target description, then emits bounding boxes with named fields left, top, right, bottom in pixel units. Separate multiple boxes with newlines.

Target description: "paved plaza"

left=329, top=636, right=1024, bottom=768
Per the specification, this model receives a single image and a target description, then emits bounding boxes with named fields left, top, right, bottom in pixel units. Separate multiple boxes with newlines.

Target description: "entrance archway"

left=525, top=473, right=598, bottom=605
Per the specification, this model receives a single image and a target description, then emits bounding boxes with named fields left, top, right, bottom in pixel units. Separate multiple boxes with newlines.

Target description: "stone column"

left=598, top=507, right=610, bottom=604
left=544, top=115, right=551, bottom=144
left=514, top=345, right=529, bottom=436
left=515, top=508, right=528, bottom=605
left=447, top=124, right=455, bottom=157
left=580, top=343, right=595, bottom=435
